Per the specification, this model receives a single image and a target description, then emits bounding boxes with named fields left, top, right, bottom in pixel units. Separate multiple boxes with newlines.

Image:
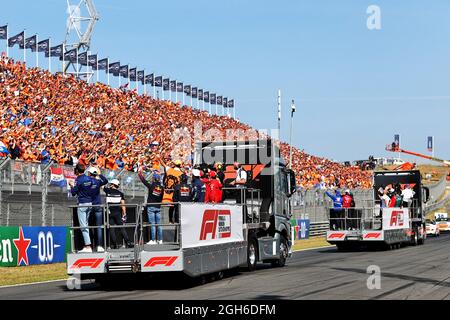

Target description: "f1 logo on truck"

left=199, top=210, right=231, bottom=240
left=144, top=256, right=178, bottom=267
left=390, top=211, right=405, bottom=227
left=70, top=258, right=103, bottom=269
left=364, top=233, right=381, bottom=239
left=328, top=233, right=345, bottom=239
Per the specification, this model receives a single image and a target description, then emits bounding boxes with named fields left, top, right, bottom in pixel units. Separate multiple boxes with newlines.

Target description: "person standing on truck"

left=88, top=166, right=109, bottom=252
left=401, top=184, right=415, bottom=208
left=104, top=179, right=132, bottom=249
left=69, top=164, right=94, bottom=253
left=230, top=162, right=247, bottom=204
left=173, top=174, right=192, bottom=219
left=204, top=171, right=223, bottom=203
left=191, top=169, right=206, bottom=202
left=342, top=189, right=356, bottom=230
left=325, top=189, right=343, bottom=230
left=163, top=159, right=184, bottom=224
left=139, top=166, right=164, bottom=245
left=214, top=162, right=225, bottom=185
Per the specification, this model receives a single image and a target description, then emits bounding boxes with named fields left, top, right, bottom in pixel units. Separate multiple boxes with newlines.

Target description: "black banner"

left=170, top=80, right=176, bottom=92
left=198, top=89, right=203, bottom=101
left=216, top=96, right=222, bottom=105
left=138, top=71, right=145, bottom=84
left=78, top=52, right=88, bottom=66
left=88, top=54, right=98, bottom=68
left=203, top=91, right=210, bottom=103
left=129, top=68, right=137, bottom=81
left=223, top=97, right=228, bottom=108
left=154, top=76, right=163, bottom=87
left=97, top=58, right=108, bottom=70
left=49, top=44, right=64, bottom=58
left=119, top=65, right=129, bottom=78
left=22, top=35, right=36, bottom=50
left=38, top=39, right=50, bottom=57
left=0, top=25, right=7, bottom=40
left=108, top=62, right=120, bottom=76
left=145, top=74, right=154, bottom=85
left=184, top=85, right=191, bottom=96
left=176, top=82, right=183, bottom=92
left=210, top=93, right=216, bottom=105
left=228, top=99, right=234, bottom=108
left=8, top=31, right=24, bottom=48
left=191, top=87, right=197, bottom=98
left=163, top=78, right=170, bottom=91
left=61, top=48, right=77, bottom=63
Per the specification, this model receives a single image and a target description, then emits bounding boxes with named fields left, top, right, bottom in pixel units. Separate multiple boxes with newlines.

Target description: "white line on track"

left=0, top=278, right=67, bottom=289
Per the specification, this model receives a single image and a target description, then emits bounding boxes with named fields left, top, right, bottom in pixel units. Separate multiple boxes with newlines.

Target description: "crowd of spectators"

left=0, top=56, right=372, bottom=189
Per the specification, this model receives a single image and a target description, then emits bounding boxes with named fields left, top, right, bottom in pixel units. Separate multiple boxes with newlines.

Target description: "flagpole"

left=107, top=58, right=110, bottom=86
left=96, top=55, right=99, bottom=83
left=76, top=48, right=79, bottom=79
left=216, top=103, right=218, bottom=115
left=36, top=34, right=39, bottom=68
left=5, top=24, right=8, bottom=57
left=62, top=43, right=65, bottom=76
left=48, top=38, right=51, bottom=73
left=23, top=29, right=26, bottom=64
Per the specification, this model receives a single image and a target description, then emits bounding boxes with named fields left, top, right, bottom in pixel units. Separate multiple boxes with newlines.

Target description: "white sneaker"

left=97, top=246, right=105, bottom=252
left=79, top=247, right=92, bottom=253
left=157, top=240, right=163, bottom=245
left=146, top=240, right=156, bottom=245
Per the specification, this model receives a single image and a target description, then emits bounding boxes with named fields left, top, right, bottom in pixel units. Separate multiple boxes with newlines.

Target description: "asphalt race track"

left=2, top=230, right=450, bottom=300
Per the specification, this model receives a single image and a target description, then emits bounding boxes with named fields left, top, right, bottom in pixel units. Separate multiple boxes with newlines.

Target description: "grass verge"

left=0, top=263, right=68, bottom=287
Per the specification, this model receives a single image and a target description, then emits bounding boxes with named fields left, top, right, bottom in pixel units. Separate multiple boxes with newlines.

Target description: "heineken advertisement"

left=0, top=226, right=71, bottom=267
left=291, top=219, right=310, bottom=240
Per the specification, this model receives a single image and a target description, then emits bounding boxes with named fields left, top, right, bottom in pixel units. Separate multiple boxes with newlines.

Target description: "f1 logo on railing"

left=71, top=258, right=104, bottom=269
left=199, top=210, right=231, bottom=241
left=144, top=256, right=178, bottom=267
left=328, top=233, right=345, bottom=239
left=364, top=233, right=381, bottom=239
left=390, top=210, right=405, bottom=227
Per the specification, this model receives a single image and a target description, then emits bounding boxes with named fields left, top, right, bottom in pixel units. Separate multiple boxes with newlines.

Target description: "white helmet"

left=87, top=166, right=99, bottom=176
left=110, top=179, right=120, bottom=187
left=192, top=169, right=201, bottom=177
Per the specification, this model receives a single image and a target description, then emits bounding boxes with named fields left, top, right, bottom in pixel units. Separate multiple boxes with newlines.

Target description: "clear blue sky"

left=2, top=0, right=449, bottom=162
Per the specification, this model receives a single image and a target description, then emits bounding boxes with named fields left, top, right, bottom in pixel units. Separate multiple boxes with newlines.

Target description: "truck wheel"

left=271, top=235, right=288, bottom=268
left=247, top=238, right=258, bottom=271
left=411, top=229, right=418, bottom=246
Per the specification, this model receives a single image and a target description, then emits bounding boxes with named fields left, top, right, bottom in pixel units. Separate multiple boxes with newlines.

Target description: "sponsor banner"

left=326, top=231, right=347, bottom=241
left=180, top=203, right=244, bottom=249
left=67, top=253, right=107, bottom=274
left=0, top=226, right=71, bottom=267
left=382, top=208, right=410, bottom=230
left=140, top=251, right=183, bottom=272
left=362, top=231, right=384, bottom=241
left=295, top=219, right=310, bottom=240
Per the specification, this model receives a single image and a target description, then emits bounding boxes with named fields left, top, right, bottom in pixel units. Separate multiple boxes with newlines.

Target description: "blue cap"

left=153, top=174, right=161, bottom=180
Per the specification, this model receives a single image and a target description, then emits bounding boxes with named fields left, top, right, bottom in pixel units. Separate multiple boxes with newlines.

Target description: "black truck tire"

left=271, top=235, right=288, bottom=268
left=247, top=238, right=258, bottom=271
left=411, top=228, right=418, bottom=246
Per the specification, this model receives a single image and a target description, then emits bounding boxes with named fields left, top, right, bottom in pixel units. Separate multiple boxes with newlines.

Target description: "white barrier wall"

left=180, top=203, right=244, bottom=249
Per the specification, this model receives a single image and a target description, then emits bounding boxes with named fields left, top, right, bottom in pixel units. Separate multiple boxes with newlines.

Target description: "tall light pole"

left=289, top=99, right=296, bottom=169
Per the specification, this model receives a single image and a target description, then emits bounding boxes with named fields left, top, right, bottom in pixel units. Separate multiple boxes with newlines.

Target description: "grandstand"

left=0, top=56, right=372, bottom=190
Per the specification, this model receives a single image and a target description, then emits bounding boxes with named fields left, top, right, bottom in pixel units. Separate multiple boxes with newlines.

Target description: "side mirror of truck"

left=286, top=169, right=297, bottom=197
left=422, top=187, right=430, bottom=204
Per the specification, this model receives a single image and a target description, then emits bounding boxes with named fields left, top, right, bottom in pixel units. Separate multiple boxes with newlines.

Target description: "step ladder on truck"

left=327, top=170, right=430, bottom=250
left=66, top=139, right=297, bottom=283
